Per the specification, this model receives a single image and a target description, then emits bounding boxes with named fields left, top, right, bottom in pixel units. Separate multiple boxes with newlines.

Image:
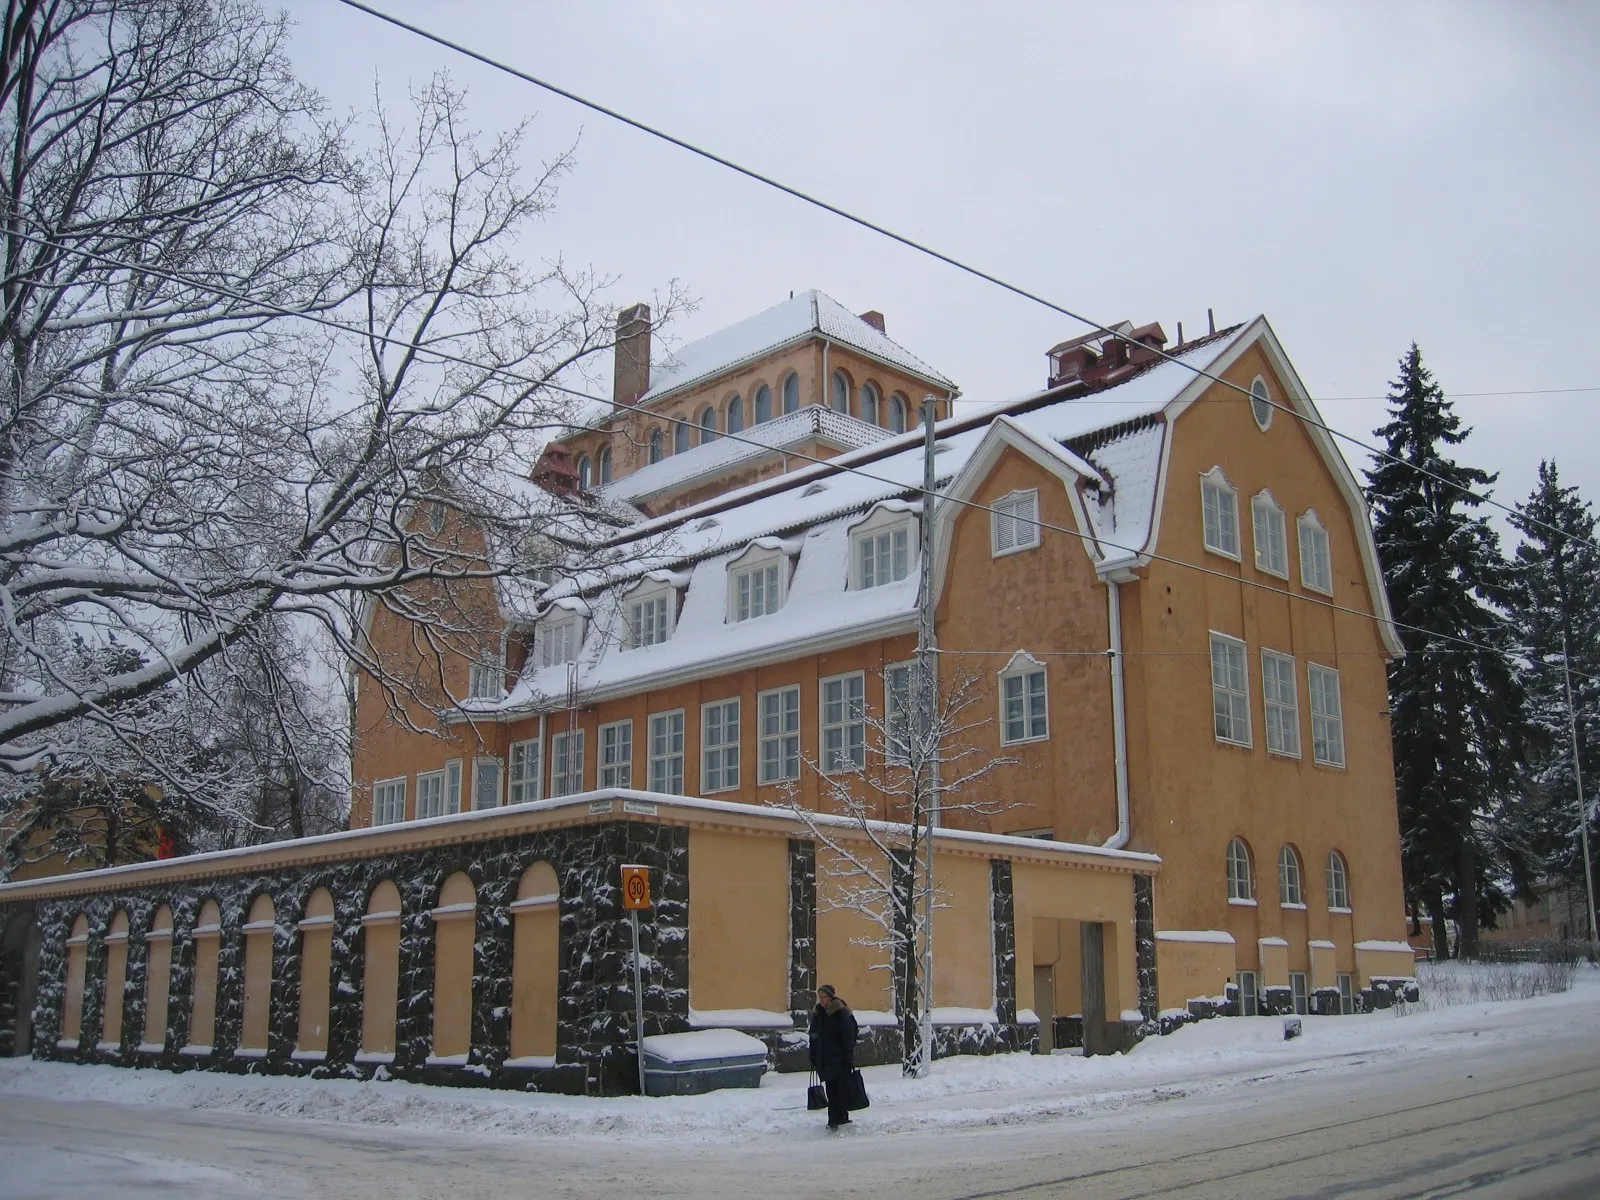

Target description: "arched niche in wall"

left=100, top=910, right=130, bottom=1052
left=430, top=872, right=477, bottom=1061
left=295, top=888, right=335, bottom=1059
left=142, top=905, right=175, bottom=1051
left=61, top=913, right=90, bottom=1045
left=509, top=861, right=560, bottom=1061
left=187, top=899, right=223, bottom=1053
left=239, top=894, right=276, bottom=1054
left=361, top=880, right=402, bottom=1059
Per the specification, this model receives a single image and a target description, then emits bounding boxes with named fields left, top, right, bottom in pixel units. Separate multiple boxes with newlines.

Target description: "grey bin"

left=641, top=1044, right=768, bottom=1097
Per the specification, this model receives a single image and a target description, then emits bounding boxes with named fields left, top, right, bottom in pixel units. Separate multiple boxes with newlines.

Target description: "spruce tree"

left=1366, top=345, right=1531, bottom=958
left=1508, top=462, right=1600, bottom=936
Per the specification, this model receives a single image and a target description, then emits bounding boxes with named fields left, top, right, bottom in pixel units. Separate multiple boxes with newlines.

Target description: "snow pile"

left=641, top=1030, right=768, bottom=1063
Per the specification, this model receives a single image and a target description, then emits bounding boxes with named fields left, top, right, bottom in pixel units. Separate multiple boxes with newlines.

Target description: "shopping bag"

left=844, top=1068, right=870, bottom=1111
left=806, top=1072, right=828, bottom=1111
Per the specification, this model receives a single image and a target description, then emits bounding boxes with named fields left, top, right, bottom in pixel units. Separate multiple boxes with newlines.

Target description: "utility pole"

left=915, top=394, right=940, bottom=1078
left=1561, top=633, right=1599, bottom=946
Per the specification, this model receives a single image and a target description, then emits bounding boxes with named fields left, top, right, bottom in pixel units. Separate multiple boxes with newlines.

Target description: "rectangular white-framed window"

left=1289, top=971, right=1309, bottom=1016
left=649, top=710, right=686, bottom=794
left=991, top=489, right=1040, bottom=556
left=1000, top=659, right=1049, bottom=745
left=1337, top=972, right=1355, bottom=1015
left=1251, top=492, right=1289, bottom=578
left=820, top=672, right=866, bottom=773
left=1209, top=632, right=1251, bottom=747
left=885, top=661, right=917, bottom=765
left=598, top=720, right=633, bottom=789
left=701, top=698, right=740, bottom=792
left=444, top=759, right=462, bottom=815
left=372, top=777, right=406, bottom=826
left=731, top=562, right=784, bottom=622
left=509, top=737, right=543, bottom=804
left=1298, top=512, right=1333, bottom=595
left=853, top=525, right=911, bottom=590
left=472, top=758, right=502, bottom=810
left=416, top=769, right=445, bottom=820
left=538, top=617, right=579, bottom=668
left=1236, top=969, right=1260, bottom=1017
left=758, top=685, right=801, bottom=784
left=1309, top=663, right=1346, bottom=767
left=550, top=728, right=584, bottom=797
left=1260, top=649, right=1301, bottom=758
left=468, top=655, right=504, bottom=699
left=628, top=592, right=675, bottom=648
left=1201, top=469, right=1240, bottom=559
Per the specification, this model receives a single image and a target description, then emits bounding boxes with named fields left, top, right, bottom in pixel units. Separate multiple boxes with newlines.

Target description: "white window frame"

left=1227, top=837, right=1254, bottom=902
left=758, top=685, right=801, bottom=784
left=1327, top=851, right=1351, bottom=911
left=649, top=709, right=686, bottom=794
left=991, top=489, right=1041, bottom=557
left=372, top=777, right=406, bottom=826
left=1279, top=845, right=1304, bottom=907
left=1251, top=490, right=1289, bottom=579
left=625, top=583, right=676, bottom=649
left=1289, top=971, right=1308, bottom=1016
left=1337, top=973, right=1355, bottom=1015
left=468, top=653, right=505, bottom=700
left=1236, top=969, right=1260, bottom=1017
left=537, top=615, right=580, bottom=669
left=509, top=736, right=543, bottom=805
left=550, top=728, right=584, bottom=798
left=1260, top=649, right=1301, bottom=758
left=884, top=661, right=917, bottom=766
left=999, top=653, right=1049, bottom=746
left=1298, top=510, right=1333, bottom=595
left=850, top=507, right=916, bottom=591
left=472, top=758, right=502, bottom=810
left=1201, top=467, right=1240, bottom=560
left=819, top=672, right=867, bottom=774
left=1250, top=375, right=1274, bottom=431
left=1209, top=632, right=1251, bottom=747
left=701, top=698, right=740, bottom=793
left=598, top=720, right=633, bottom=789
left=1309, top=663, right=1346, bottom=768
left=443, top=759, right=462, bottom=815
left=416, top=769, right=445, bottom=820
left=726, top=544, right=791, bottom=623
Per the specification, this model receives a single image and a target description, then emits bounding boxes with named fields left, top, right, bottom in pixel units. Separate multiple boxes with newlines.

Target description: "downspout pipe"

left=1103, top=577, right=1131, bottom=850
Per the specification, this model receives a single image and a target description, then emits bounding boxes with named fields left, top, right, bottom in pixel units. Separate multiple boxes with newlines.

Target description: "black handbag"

left=844, top=1068, right=870, bottom=1111
left=806, top=1072, right=828, bottom=1111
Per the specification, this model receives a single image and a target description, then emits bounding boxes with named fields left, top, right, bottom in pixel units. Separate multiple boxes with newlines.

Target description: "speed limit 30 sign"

left=620, top=864, right=652, bottom=910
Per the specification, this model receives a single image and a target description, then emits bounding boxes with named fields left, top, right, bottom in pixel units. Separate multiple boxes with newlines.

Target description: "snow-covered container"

left=640, top=1029, right=769, bottom=1097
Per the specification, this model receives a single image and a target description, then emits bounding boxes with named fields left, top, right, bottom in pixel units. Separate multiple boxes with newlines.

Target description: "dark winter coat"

left=808, top=996, right=858, bottom=1081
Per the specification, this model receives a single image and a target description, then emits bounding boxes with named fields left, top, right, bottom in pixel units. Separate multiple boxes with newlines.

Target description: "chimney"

left=614, top=303, right=652, bottom=406
left=857, top=310, right=886, bottom=333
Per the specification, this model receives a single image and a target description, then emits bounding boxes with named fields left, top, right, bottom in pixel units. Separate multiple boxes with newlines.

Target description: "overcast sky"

left=289, top=0, right=1600, bottom=538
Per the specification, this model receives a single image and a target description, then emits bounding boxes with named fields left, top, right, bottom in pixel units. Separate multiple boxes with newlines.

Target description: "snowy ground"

left=3, top=964, right=1595, bottom=1152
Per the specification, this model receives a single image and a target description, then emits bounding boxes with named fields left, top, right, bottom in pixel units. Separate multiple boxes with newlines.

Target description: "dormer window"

left=468, top=652, right=504, bottom=699
left=850, top=505, right=917, bottom=590
left=726, top=540, right=797, bottom=623
left=625, top=581, right=678, bottom=649
left=537, top=615, right=580, bottom=668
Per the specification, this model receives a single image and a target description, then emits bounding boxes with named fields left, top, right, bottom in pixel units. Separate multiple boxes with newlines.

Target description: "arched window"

left=1326, top=851, right=1351, bottom=910
left=727, top=394, right=745, bottom=434
left=699, top=406, right=718, bottom=444
left=187, top=899, right=222, bottom=1053
left=649, top=429, right=665, bottom=464
left=101, top=910, right=130, bottom=1052
left=861, top=383, right=880, bottom=426
left=143, top=905, right=174, bottom=1052
left=754, top=384, right=772, bottom=424
left=576, top=455, right=592, bottom=491
left=296, top=888, right=335, bottom=1058
left=598, top=446, right=613, bottom=485
left=511, top=861, right=560, bottom=1060
left=890, top=394, right=907, bottom=434
left=432, top=872, right=477, bottom=1060
left=240, top=894, right=275, bottom=1053
left=782, top=372, right=800, bottom=415
left=1279, top=845, right=1304, bottom=907
left=62, top=913, right=90, bottom=1046
left=673, top=420, right=691, bottom=455
left=831, top=370, right=850, bottom=414
left=1226, top=838, right=1254, bottom=902
left=362, top=880, right=402, bottom=1057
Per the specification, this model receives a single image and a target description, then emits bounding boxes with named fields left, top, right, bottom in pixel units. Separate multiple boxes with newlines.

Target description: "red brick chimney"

left=614, top=303, right=652, bottom=406
left=858, top=310, right=886, bottom=333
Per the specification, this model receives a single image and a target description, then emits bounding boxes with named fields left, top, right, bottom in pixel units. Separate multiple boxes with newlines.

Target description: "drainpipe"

left=1103, top=577, right=1131, bottom=850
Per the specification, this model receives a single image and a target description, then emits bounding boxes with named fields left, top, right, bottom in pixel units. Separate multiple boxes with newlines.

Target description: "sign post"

left=621, top=864, right=652, bottom=1096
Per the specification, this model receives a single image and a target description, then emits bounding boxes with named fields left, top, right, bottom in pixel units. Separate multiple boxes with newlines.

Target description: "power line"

left=333, top=0, right=1600, bottom=560
left=10, top=227, right=1587, bottom=687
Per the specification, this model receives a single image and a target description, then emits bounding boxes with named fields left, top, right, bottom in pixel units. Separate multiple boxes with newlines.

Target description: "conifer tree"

left=1366, top=345, right=1530, bottom=958
left=1508, top=462, right=1600, bottom=933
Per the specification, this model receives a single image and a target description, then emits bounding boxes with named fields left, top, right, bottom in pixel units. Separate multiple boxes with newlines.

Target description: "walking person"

left=808, top=984, right=858, bottom=1131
